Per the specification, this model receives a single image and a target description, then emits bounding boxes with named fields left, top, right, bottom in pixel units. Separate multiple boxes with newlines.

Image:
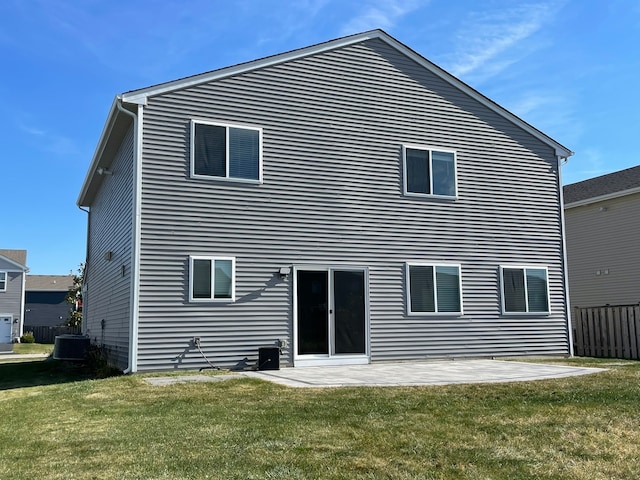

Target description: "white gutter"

left=558, top=156, right=574, bottom=357
left=116, top=99, right=143, bottom=374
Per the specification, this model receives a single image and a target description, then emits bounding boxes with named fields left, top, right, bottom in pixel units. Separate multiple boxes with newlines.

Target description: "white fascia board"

left=77, top=97, right=119, bottom=206
left=121, top=29, right=572, bottom=159
left=121, top=30, right=384, bottom=105
left=0, top=255, right=28, bottom=271
left=564, top=186, right=640, bottom=209
left=379, top=35, right=574, bottom=159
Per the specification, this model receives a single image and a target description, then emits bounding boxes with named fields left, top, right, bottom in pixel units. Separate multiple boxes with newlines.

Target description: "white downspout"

left=116, top=99, right=143, bottom=374
left=78, top=205, right=90, bottom=336
left=19, top=270, right=26, bottom=338
left=557, top=154, right=574, bottom=357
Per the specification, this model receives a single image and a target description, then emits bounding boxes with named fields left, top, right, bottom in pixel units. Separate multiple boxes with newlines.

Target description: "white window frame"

left=189, top=256, right=236, bottom=303
left=500, top=265, right=550, bottom=315
left=405, top=263, right=463, bottom=315
left=0, top=271, right=6, bottom=292
left=190, top=119, right=263, bottom=183
left=402, top=144, right=458, bottom=199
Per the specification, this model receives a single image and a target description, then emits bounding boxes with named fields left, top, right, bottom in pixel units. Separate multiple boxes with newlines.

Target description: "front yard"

left=0, top=356, right=638, bottom=479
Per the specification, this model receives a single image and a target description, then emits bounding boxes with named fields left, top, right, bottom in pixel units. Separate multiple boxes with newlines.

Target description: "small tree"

left=65, top=264, right=84, bottom=328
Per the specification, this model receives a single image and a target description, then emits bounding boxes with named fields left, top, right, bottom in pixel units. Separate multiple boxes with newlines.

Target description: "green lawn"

left=12, top=342, right=54, bottom=355
left=1, top=357, right=638, bottom=479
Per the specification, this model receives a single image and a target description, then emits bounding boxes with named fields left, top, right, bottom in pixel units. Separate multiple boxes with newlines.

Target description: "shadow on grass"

left=0, top=357, right=100, bottom=390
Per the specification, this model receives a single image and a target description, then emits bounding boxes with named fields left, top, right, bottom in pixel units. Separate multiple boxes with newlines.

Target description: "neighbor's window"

left=403, top=145, right=457, bottom=197
left=0, top=272, right=6, bottom=291
left=191, top=120, right=262, bottom=182
left=501, top=266, right=549, bottom=314
left=406, top=263, right=462, bottom=314
left=189, top=256, right=235, bottom=302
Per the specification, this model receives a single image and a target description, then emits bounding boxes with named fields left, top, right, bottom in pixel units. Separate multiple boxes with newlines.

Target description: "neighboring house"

left=564, top=165, right=640, bottom=308
left=24, top=275, right=75, bottom=328
left=0, top=249, right=28, bottom=347
left=77, top=30, right=574, bottom=373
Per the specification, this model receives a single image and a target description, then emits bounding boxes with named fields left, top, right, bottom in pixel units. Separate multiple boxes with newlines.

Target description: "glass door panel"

left=296, top=270, right=329, bottom=355
left=333, top=270, right=366, bottom=354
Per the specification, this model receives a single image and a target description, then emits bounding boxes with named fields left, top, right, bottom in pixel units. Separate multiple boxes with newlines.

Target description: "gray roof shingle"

left=26, top=275, right=75, bottom=291
left=564, top=165, right=640, bottom=205
left=0, top=249, right=27, bottom=267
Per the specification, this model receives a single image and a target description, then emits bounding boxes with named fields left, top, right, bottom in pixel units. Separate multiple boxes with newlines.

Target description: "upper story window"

left=403, top=145, right=457, bottom=198
left=500, top=266, right=549, bottom=314
left=0, top=272, right=6, bottom=291
left=189, top=256, right=235, bottom=302
left=191, top=120, right=262, bottom=182
left=406, top=263, right=462, bottom=315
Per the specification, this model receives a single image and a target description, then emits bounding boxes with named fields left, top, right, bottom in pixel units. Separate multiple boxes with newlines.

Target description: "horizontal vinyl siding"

left=136, top=38, right=568, bottom=371
left=566, top=192, right=640, bottom=307
left=0, top=271, right=24, bottom=339
left=84, top=124, right=134, bottom=369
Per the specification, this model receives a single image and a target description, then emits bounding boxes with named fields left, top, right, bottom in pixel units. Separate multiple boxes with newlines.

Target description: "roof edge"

left=0, top=254, right=28, bottom=271
left=119, top=28, right=572, bottom=158
left=77, top=97, right=120, bottom=207
left=378, top=34, right=573, bottom=159
left=121, top=29, right=385, bottom=105
left=564, top=185, right=640, bottom=209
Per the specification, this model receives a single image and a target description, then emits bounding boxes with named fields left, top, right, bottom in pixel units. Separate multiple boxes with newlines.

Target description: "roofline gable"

left=78, top=29, right=573, bottom=207
left=0, top=254, right=28, bottom=271
left=119, top=29, right=573, bottom=159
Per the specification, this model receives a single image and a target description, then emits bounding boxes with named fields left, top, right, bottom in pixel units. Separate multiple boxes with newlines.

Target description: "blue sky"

left=1, top=0, right=638, bottom=274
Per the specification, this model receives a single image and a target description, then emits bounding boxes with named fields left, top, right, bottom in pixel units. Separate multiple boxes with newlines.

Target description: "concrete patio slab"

left=242, top=359, right=606, bottom=388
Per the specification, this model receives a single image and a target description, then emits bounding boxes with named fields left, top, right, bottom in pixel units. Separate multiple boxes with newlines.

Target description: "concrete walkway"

left=0, top=352, right=50, bottom=359
left=242, top=359, right=606, bottom=388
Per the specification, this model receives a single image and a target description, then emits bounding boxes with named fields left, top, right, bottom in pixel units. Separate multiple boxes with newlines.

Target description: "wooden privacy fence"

left=573, top=305, right=640, bottom=359
left=25, top=325, right=81, bottom=344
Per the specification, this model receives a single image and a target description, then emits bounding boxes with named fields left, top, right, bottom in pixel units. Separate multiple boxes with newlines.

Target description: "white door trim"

left=292, top=265, right=370, bottom=367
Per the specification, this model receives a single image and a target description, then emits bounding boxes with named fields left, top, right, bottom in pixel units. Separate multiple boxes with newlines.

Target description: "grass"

left=0, top=357, right=639, bottom=479
left=12, top=342, right=54, bottom=355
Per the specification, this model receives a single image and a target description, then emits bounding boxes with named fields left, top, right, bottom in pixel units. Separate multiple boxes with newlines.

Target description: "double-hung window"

left=403, top=145, right=457, bottom=198
left=406, top=263, right=462, bottom=314
left=500, top=266, right=549, bottom=314
left=191, top=120, right=262, bottom=182
left=0, top=272, right=6, bottom=291
left=189, top=256, right=235, bottom=302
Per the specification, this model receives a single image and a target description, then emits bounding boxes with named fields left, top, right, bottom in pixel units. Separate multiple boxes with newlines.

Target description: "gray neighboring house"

left=24, top=275, right=75, bottom=328
left=77, top=30, right=574, bottom=373
left=0, top=249, right=27, bottom=347
left=564, top=165, right=640, bottom=308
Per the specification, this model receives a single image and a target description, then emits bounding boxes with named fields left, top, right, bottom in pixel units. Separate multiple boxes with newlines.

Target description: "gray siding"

left=135, top=38, right=569, bottom=370
left=84, top=124, right=135, bottom=369
left=566, top=192, right=640, bottom=307
left=0, top=262, right=24, bottom=340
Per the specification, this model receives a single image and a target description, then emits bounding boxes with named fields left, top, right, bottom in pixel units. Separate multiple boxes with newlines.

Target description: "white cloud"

left=339, top=0, right=425, bottom=36
left=563, top=147, right=612, bottom=184
left=445, top=2, right=563, bottom=81
left=18, top=120, right=79, bottom=159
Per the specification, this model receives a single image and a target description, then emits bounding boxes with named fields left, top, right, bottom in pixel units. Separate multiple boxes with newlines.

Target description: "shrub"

left=20, top=332, right=35, bottom=344
left=84, top=345, right=121, bottom=378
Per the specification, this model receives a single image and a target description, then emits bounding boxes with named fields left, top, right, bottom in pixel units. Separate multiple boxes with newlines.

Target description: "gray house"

left=78, top=30, right=574, bottom=373
left=564, top=165, right=640, bottom=308
left=0, top=249, right=27, bottom=348
left=24, top=275, right=75, bottom=328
